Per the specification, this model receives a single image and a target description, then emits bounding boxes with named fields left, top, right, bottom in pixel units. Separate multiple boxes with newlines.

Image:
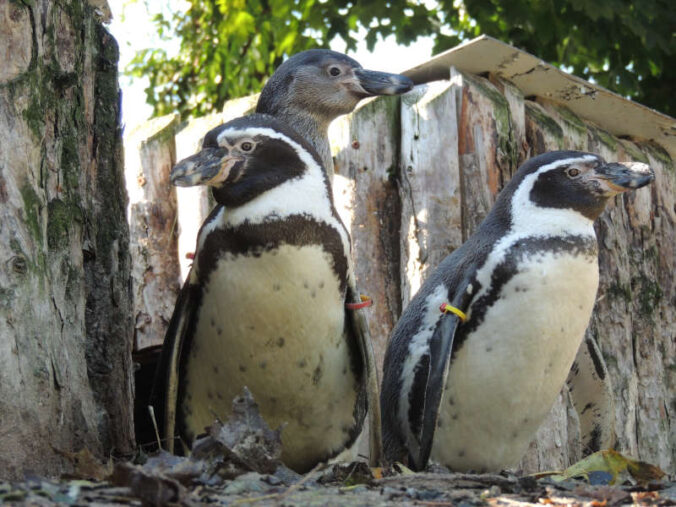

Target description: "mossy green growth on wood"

left=589, top=126, right=618, bottom=152
left=639, top=142, right=673, bottom=171
left=47, top=198, right=82, bottom=251
left=525, top=101, right=564, bottom=149
left=549, top=103, right=587, bottom=139
left=19, top=183, right=42, bottom=243
left=633, top=272, right=663, bottom=319
left=607, top=281, right=632, bottom=303
left=618, top=139, right=649, bottom=164
left=466, top=73, right=518, bottom=172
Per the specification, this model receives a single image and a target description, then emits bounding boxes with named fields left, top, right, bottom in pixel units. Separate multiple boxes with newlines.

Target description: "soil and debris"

left=2, top=389, right=674, bottom=506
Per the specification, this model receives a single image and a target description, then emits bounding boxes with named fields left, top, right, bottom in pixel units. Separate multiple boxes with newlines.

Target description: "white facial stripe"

left=216, top=126, right=319, bottom=170
left=398, top=283, right=449, bottom=452
left=471, top=155, right=598, bottom=313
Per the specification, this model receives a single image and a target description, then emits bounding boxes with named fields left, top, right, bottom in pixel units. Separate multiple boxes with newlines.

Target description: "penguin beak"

left=351, top=68, right=414, bottom=96
left=171, top=149, right=243, bottom=187
left=593, top=161, right=654, bottom=194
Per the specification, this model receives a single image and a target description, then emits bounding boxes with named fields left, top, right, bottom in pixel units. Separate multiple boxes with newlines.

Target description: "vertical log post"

left=331, top=96, right=403, bottom=377
left=399, top=81, right=463, bottom=306
left=124, top=114, right=181, bottom=350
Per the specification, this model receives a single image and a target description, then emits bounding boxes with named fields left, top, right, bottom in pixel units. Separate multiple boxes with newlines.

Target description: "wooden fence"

left=125, top=66, right=675, bottom=474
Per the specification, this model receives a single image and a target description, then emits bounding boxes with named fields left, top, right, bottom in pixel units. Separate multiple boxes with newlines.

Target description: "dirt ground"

left=2, top=461, right=675, bottom=506
left=3, top=391, right=673, bottom=506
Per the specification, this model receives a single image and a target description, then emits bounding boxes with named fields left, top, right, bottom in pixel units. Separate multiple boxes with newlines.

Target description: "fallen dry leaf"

left=533, top=450, right=666, bottom=486
left=190, top=386, right=284, bottom=479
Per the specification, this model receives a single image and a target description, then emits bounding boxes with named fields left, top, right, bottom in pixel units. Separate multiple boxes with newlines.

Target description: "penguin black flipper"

left=345, top=284, right=383, bottom=466
left=414, top=311, right=462, bottom=470
left=150, top=276, right=202, bottom=453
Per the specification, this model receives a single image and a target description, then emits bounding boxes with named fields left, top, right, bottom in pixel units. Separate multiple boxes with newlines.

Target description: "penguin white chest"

left=180, top=243, right=360, bottom=472
left=432, top=248, right=599, bottom=471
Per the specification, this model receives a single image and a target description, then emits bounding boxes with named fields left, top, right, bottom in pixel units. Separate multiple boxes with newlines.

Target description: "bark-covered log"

left=125, top=115, right=180, bottom=350
left=0, top=0, right=133, bottom=479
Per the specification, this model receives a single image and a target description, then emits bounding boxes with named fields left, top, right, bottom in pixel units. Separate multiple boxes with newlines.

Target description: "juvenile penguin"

left=154, top=114, right=379, bottom=472
left=380, top=151, right=654, bottom=471
left=256, top=49, right=413, bottom=175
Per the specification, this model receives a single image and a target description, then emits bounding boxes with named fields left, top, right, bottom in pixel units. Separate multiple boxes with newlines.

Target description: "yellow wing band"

left=439, top=303, right=467, bottom=323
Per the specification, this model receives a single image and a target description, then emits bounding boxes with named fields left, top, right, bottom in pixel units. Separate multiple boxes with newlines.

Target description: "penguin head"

left=508, top=151, right=654, bottom=221
left=171, top=114, right=322, bottom=207
left=256, top=49, right=414, bottom=121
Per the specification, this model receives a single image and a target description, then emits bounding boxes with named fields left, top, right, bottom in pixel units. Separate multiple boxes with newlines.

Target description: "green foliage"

left=130, top=0, right=676, bottom=119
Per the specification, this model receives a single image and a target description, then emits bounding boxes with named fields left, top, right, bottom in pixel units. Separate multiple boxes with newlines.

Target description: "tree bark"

left=0, top=0, right=133, bottom=479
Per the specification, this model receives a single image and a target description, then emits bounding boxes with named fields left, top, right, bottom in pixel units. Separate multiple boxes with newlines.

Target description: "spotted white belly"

left=181, top=243, right=359, bottom=472
left=432, top=250, right=599, bottom=471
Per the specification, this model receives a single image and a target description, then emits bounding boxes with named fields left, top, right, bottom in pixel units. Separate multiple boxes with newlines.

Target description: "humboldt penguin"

left=380, top=151, right=654, bottom=471
left=153, top=114, right=380, bottom=472
left=256, top=49, right=413, bottom=175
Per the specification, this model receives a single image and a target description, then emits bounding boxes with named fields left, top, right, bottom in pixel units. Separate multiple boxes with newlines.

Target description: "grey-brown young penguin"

left=256, top=49, right=413, bottom=175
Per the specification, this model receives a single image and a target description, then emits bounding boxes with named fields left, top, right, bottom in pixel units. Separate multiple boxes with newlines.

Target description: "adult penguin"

left=380, top=151, right=654, bottom=471
left=154, top=114, right=380, bottom=472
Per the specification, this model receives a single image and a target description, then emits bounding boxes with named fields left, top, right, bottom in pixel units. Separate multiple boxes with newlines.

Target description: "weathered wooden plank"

left=453, top=68, right=518, bottom=239
left=489, top=74, right=528, bottom=166
left=125, top=114, right=181, bottom=350
left=330, top=95, right=402, bottom=377
left=399, top=80, right=462, bottom=306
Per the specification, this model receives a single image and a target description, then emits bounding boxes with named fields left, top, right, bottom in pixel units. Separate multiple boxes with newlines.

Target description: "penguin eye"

left=566, top=167, right=581, bottom=178
left=240, top=141, right=254, bottom=152
left=328, top=66, right=341, bottom=77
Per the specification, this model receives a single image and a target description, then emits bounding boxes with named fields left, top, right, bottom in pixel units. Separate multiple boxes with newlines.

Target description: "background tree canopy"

left=129, top=0, right=676, bottom=119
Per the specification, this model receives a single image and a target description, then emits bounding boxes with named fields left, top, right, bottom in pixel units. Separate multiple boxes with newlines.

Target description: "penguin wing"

left=150, top=277, right=201, bottom=453
left=411, top=311, right=462, bottom=470
left=345, top=284, right=383, bottom=466
left=408, top=270, right=476, bottom=470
